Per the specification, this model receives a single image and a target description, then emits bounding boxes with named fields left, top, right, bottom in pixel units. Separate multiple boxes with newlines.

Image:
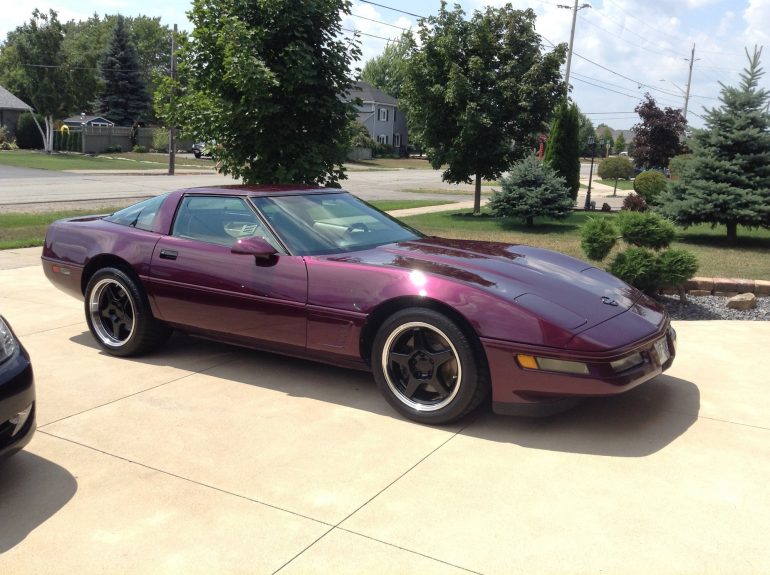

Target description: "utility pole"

left=683, top=43, right=696, bottom=121
left=168, top=23, right=177, bottom=176
left=559, top=1, right=591, bottom=97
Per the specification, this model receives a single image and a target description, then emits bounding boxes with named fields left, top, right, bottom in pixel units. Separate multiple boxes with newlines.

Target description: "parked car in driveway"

left=0, top=315, right=35, bottom=458
left=41, top=186, right=676, bottom=424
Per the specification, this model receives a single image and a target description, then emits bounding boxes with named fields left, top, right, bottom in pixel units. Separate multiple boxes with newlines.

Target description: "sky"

left=1, top=0, right=769, bottom=131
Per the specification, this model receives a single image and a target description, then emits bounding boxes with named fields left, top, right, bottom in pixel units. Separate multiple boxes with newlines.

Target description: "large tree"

left=403, top=2, right=566, bottom=214
left=99, top=15, right=150, bottom=125
left=632, top=94, right=687, bottom=169
left=577, top=109, right=595, bottom=157
left=0, top=10, right=75, bottom=152
left=543, top=102, right=580, bottom=201
left=156, top=0, right=359, bottom=185
left=361, top=34, right=411, bottom=100
left=657, top=47, right=770, bottom=244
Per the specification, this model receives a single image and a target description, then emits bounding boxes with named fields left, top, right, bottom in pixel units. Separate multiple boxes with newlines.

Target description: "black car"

left=191, top=141, right=213, bottom=159
left=0, top=315, right=35, bottom=458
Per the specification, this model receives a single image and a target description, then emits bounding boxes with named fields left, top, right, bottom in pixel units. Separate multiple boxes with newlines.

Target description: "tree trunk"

left=613, top=178, right=618, bottom=197
left=29, top=111, right=48, bottom=153
left=473, top=172, right=481, bottom=215
left=526, top=216, right=534, bottom=227
left=45, top=115, right=54, bottom=153
left=726, top=221, right=738, bottom=244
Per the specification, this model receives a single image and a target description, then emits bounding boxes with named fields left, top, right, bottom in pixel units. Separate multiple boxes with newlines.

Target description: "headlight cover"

left=0, top=317, right=18, bottom=364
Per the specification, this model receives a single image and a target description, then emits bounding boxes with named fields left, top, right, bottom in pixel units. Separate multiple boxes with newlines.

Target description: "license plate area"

left=654, top=337, right=670, bottom=365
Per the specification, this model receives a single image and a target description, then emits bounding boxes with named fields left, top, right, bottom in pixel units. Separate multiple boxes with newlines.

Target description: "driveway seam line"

left=36, top=429, right=335, bottom=528
left=272, top=417, right=479, bottom=575
left=37, top=354, right=238, bottom=428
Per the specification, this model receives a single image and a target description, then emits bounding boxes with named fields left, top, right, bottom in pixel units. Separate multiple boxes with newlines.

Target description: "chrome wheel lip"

left=88, top=278, right=135, bottom=348
left=381, top=321, right=462, bottom=412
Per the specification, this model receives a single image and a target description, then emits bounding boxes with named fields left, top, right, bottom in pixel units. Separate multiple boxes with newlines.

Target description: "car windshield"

left=251, top=192, right=423, bottom=255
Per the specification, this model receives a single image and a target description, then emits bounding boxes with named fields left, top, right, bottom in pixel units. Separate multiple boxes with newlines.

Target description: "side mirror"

left=231, top=236, right=278, bottom=261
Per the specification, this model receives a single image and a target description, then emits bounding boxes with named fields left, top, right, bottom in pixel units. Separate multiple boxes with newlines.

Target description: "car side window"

left=171, top=196, right=282, bottom=250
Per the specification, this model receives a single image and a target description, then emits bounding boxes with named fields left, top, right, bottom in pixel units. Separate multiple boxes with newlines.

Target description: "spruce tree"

left=657, top=47, right=770, bottom=243
left=543, top=102, right=580, bottom=201
left=99, top=15, right=149, bottom=126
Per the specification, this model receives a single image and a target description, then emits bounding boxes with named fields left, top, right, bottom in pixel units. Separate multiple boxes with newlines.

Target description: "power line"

left=341, top=27, right=394, bottom=42
left=577, top=14, right=682, bottom=59
left=351, top=12, right=409, bottom=31
left=357, top=0, right=425, bottom=19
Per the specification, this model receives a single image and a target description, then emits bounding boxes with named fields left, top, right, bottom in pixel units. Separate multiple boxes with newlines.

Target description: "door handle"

left=159, top=249, right=178, bottom=260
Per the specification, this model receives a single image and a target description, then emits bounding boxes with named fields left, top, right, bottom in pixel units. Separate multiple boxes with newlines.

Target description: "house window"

left=377, top=134, right=388, bottom=145
left=378, top=108, right=389, bottom=122
left=394, top=134, right=401, bottom=148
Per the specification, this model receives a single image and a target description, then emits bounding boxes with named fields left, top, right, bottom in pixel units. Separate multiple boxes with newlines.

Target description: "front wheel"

left=372, top=308, right=489, bottom=424
left=84, top=267, right=170, bottom=357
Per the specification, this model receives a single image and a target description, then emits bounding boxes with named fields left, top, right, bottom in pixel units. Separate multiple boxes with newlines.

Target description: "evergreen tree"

left=543, top=102, right=580, bottom=201
left=99, top=15, right=149, bottom=126
left=577, top=110, right=595, bottom=156
left=657, top=47, right=770, bottom=244
left=614, top=132, right=626, bottom=154
left=489, top=155, right=574, bottom=227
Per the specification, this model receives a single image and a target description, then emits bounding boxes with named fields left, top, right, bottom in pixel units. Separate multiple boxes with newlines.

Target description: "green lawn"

left=598, top=178, right=634, bottom=191
left=399, top=209, right=770, bottom=280
left=0, top=150, right=215, bottom=171
left=369, top=199, right=454, bottom=211
left=400, top=188, right=494, bottom=196
left=347, top=157, right=437, bottom=171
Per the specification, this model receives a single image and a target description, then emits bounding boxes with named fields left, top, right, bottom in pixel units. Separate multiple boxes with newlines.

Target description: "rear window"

left=105, top=194, right=168, bottom=231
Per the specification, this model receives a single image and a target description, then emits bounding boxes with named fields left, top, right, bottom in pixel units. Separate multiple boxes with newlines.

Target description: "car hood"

left=339, top=237, right=643, bottom=334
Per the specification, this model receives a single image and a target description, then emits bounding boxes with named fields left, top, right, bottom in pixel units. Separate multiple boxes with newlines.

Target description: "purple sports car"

left=42, top=186, right=675, bottom=424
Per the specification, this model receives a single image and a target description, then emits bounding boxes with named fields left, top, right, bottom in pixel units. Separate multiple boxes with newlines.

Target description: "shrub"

left=104, top=144, right=123, bottom=153
left=667, top=154, right=693, bottom=181
left=490, top=155, right=574, bottom=226
left=132, top=144, right=148, bottom=153
left=0, top=125, right=7, bottom=144
left=16, top=112, right=44, bottom=149
left=622, top=193, right=648, bottom=212
left=617, top=211, right=676, bottom=249
left=597, top=156, right=634, bottom=180
left=601, top=202, right=612, bottom=212
left=608, top=247, right=660, bottom=294
left=152, top=129, right=169, bottom=153
left=580, top=216, right=618, bottom=261
left=657, top=249, right=699, bottom=287
left=633, top=170, right=668, bottom=204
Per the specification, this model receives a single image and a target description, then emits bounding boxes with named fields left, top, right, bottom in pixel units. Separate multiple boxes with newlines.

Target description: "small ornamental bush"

left=657, top=249, right=699, bottom=287
left=617, top=211, right=676, bottom=250
left=16, top=112, right=44, bottom=150
left=597, top=156, right=634, bottom=180
left=633, top=170, right=668, bottom=204
left=132, top=144, right=148, bottom=153
left=490, top=155, right=574, bottom=227
left=608, top=247, right=660, bottom=294
left=622, top=193, right=648, bottom=212
left=581, top=217, right=618, bottom=261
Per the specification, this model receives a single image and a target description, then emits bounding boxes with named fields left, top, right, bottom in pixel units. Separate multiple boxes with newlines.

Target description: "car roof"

left=178, top=185, right=346, bottom=197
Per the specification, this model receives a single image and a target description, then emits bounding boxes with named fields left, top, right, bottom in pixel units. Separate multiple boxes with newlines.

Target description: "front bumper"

left=483, top=322, right=676, bottom=415
left=0, top=320, right=36, bottom=459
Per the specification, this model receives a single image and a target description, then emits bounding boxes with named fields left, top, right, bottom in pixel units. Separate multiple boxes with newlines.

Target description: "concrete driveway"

left=1, top=248, right=768, bottom=574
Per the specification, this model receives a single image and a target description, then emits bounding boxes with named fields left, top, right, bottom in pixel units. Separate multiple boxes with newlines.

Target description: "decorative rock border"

left=664, top=277, right=770, bottom=298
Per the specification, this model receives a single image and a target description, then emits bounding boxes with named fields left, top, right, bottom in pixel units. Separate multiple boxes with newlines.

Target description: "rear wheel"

left=372, top=308, right=489, bottom=424
left=84, top=267, right=170, bottom=356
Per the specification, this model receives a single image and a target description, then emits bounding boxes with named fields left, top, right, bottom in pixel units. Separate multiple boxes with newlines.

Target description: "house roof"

left=0, top=85, right=30, bottom=110
left=347, top=81, right=398, bottom=106
left=63, top=115, right=114, bottom=125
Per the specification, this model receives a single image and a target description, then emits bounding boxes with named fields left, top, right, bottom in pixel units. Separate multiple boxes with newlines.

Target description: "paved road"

left=0, top=166, right=477, bottom=210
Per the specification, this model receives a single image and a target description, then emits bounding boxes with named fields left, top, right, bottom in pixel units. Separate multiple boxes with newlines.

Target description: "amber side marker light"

left=516, top=354, right=589, bottom=375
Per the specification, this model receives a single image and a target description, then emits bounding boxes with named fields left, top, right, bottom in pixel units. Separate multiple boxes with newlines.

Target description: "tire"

left=372, top=308, right=489, bottom=425
left=84, top=267, right=170, bottom=357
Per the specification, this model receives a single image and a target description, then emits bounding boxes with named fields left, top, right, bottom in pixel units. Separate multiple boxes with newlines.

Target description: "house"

left=347, top=81, right=408, bottom=153
left=0, top=85, right=31, bottom=138
left=63, top=115, right=115, bottom=128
